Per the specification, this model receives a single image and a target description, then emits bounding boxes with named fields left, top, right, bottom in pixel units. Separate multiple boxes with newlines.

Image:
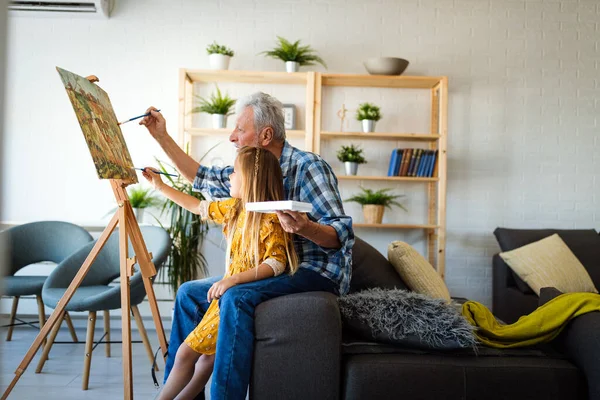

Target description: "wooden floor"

left=0, top=324, right=170, bottom=399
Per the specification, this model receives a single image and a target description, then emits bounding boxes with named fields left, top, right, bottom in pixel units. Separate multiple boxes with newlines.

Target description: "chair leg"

left=82, top=311, right=96, bottom=390
left=6, top=296, right=19, bottom=341
left=36, top=311, right=65, bottom=373
left=103, top=310, right=110, bottom=357
left=35, top=295, right=47, bottom=347
left=131, top=305, right=158, bottom=371
left=64, top=312, right=78, bottom=342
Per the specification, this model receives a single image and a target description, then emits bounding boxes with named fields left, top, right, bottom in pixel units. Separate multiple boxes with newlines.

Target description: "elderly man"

left=141, top=92, right=354, bottom=400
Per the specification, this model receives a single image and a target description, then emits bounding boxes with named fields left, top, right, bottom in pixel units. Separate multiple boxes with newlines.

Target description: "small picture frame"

left=282, top=104, right=296, bottom=130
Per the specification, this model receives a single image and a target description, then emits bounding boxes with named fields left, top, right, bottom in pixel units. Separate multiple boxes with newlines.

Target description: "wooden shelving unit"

left=178, top=69, right=448, bottom=277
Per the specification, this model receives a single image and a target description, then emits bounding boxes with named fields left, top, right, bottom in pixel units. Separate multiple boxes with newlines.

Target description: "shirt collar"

left=279, top=140, right=294, bottom=176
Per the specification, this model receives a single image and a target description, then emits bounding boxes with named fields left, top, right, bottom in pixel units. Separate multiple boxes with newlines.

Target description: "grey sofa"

left=250, top=237, right=599, bottom=400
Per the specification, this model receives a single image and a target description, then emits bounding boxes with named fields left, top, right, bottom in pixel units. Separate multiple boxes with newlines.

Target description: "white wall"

left=2, top=0, right=599, bottom=311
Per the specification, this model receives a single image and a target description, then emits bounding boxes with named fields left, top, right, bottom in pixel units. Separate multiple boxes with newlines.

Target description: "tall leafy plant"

left=155, top=159, right=209, bottom=296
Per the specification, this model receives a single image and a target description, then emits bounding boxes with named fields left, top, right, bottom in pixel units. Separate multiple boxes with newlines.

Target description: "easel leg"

left=119, top=206, right=134, bottom=400
left=125, top=209, right=168, bottom=361
left=82, top=311, right=96, bottom=390
left=1, top=212, right=119, bottom=400
left=35, top=311, right=64, bottom=373
left=132, top=305, right=158, bottom=371
left=6, top=296, right=19, bottom=341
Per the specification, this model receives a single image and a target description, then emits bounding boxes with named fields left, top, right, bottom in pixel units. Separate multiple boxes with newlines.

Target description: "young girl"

left=143, top=146, right=298, bottom=400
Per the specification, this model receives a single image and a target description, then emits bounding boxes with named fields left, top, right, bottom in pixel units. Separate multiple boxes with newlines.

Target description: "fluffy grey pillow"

left=339, top=288, right=476, bottom=350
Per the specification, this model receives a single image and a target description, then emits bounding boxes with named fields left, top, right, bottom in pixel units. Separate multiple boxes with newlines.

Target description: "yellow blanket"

left=461, top=292, right=600, bottom=348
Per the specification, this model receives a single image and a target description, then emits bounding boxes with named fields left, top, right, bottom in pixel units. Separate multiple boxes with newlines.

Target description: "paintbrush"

left=118, top=109, right=161, bottom=125
left=132, top=167, right=178, bottom=177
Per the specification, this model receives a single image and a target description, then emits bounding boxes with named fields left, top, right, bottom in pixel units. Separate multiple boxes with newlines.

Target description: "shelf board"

left=186, top=128, right=305, bottom=138
left=321, top=74, right=444, bottom=89
left=353, top=223, right=439, bottom=229
left=320, top=131, right=440, bottom=141
left=184, top=69, right=308, bottom=85
left=338, top=176, right=438, bottom=182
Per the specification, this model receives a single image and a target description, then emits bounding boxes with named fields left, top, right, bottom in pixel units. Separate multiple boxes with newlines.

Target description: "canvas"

left=57, top=67, right=137, bottom=182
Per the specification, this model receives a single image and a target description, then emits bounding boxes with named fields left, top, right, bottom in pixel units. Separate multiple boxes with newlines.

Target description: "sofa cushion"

left=387, top=241, right=450, bottom=300
left=494, top=228, right=600, bottom=295
left=350, top=237, right=408, bottom=293
left=499, top=234, right=598, bottom=296
left=338, top=288, right=475, bottom=350
left=342, top=353, right=586, bottom=400
left=539, top=287, right=564, bottom=306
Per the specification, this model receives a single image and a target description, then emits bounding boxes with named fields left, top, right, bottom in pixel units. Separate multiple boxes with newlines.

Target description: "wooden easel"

left=1, top=77, right=168, bottom=400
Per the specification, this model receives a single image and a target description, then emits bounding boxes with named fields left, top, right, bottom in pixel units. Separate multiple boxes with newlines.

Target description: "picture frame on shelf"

left=282, top=104, right=296, bottom=130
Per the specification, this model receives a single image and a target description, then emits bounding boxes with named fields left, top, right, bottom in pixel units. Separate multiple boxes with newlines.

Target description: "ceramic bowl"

left=363, top=57, right=409, bottom=76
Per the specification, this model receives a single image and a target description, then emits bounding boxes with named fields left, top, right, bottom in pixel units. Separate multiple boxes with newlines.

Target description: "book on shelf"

left=394, top=149, right=403, bottom=175
left=399, top=148, right=412, bottom=176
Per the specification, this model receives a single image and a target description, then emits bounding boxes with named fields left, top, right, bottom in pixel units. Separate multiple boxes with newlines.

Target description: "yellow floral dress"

left=184, top=198, right=288, bottom=355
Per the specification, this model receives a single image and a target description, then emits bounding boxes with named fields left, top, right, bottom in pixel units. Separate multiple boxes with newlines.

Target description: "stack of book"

left=387, top=148, right=438, bottom=177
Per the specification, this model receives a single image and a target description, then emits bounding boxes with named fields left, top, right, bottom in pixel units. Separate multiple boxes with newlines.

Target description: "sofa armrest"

left=557, top=311, right=600, bottom=400
left=250, top=292, right=342, bottom=400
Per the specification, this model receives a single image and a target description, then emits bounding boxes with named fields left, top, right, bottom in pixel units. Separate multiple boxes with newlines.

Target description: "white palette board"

left=246, top=201, right=313, bottom=213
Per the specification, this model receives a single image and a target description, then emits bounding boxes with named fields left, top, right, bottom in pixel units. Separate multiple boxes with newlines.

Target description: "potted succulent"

left=336, top=144, right=367, bottom=176
left=260, top=36, right=327, bottom=73
left=356, top=102, right=382, bottom=133
left=345, top=187, right=407, bottom=224
left=155, top=159, right=210, bottom=296
left=191, top=85, right=236, bottom=129
left=206, top=41, right=234, bottom=70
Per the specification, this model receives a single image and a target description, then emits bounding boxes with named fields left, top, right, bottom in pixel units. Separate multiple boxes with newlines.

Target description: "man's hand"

left=275, top=210, right=312, bottom=236
left=139, top=107, right=167, bottom=139
left=207, top=277, right=237, bottom=302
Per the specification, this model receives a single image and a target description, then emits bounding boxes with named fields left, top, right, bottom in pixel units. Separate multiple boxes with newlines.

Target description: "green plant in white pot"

left=191, top=85, right=236, bottom=129
left=207, top=41, right=234, bottom=70
left=345, top=187, right=407, bottom=224
left=336, top=144, right=367, bottom=176
left=356, top=102, right=382, bottom=133
left=127, top=185, right=161, bottom=224
left=260, top=36, right=327, bottom=73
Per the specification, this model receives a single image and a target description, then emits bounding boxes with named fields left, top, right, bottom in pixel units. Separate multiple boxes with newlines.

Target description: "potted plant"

left=260, top=36, right=327, bottom=73
left=191, top=85, right=236, bottom=129
left=206, top=41, right=234, bottom=70
left=336, top=144, right=367, bottom=176
left=127, top=185, right=161, bottom=223
left=356, top=102, right=382, bottom=133
left=155, top=159, right=209, bottom=296
left=345, top=187, right=407, bottom=224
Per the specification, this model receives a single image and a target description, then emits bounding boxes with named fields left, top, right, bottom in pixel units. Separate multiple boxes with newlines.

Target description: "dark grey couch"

left=250, top=237, right=600, bottom=400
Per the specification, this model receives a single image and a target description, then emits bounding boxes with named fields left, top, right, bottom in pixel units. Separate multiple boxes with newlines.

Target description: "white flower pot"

left=344, top=162, right=359, bottom=176
left=133, top=208, right=145, bottom=224
left=362, top=119, right=376, bottom=133
left=285, top=61, right=299, bottom=73
left=209, top=54, right=231, bottom=70
left=212, top=114, right=226, bottom=129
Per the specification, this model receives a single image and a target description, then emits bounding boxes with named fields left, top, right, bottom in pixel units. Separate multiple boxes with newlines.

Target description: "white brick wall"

left=2, top=0, right=599, bottom=311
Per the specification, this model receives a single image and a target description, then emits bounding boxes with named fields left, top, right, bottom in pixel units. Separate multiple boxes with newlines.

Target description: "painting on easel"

left=57, top=67, right=137, bottom=183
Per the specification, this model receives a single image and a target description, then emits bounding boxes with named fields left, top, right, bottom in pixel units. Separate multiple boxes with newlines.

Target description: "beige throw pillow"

left=387, top=241, right=451, bottom=301
left=499, top=234, right=598, bottom=296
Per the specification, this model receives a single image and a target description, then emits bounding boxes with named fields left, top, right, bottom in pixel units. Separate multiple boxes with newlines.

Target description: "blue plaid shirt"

left=193, top=141, right=354, bottom=294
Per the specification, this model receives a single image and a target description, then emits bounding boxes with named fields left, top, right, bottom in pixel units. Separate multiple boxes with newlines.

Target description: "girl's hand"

left=207, top=277, right=237, bottom=302
left=141, top=167, right=165, bottom=190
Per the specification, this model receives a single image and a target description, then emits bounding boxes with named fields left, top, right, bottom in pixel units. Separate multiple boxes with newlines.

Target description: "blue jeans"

left=165, top=268, right=337, bottom=400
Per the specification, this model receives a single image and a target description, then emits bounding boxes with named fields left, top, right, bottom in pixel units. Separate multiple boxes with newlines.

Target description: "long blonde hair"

left=225, top=146, right=299, bottom=274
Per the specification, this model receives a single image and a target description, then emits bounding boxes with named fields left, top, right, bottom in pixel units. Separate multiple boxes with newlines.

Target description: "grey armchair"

left=37, top=225, right=171, bottom=390
left=1, top=221, right=93, bottom=342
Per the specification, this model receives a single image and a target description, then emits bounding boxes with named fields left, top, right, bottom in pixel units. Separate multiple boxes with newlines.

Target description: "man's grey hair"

left=235, top=92, right=286, bottom=142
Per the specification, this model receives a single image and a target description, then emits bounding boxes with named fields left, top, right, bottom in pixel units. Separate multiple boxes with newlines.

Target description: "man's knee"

left=219, top=286, right=261, bottom=310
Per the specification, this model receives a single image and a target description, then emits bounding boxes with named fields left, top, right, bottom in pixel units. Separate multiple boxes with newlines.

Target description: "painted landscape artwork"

left=57, top=67, right=137, bottom=183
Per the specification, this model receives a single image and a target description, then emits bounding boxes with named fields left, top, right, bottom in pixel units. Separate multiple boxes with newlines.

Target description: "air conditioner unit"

left=8, top=1, right=114, bottom=18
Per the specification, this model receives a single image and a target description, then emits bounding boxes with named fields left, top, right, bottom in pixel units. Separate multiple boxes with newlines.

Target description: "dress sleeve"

left=259, top=214, right=288, bottom=276
left=205, top=198, right=239, bottom=225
